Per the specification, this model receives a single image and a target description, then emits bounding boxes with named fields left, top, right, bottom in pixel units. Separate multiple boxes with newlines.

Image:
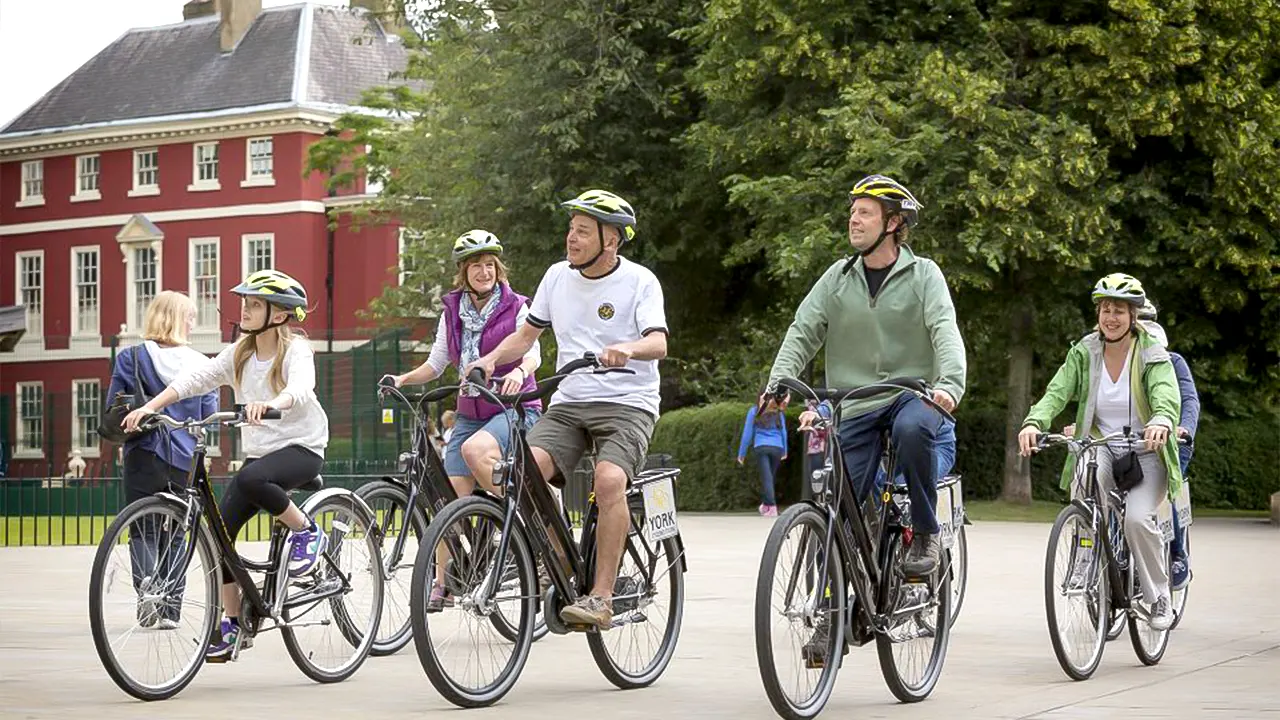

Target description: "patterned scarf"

left=458, top=286, right=503, bottom=395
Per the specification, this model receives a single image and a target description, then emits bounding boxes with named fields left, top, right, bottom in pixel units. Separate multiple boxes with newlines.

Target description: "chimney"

left=350, top=0, right=407, bottom=38
left=183, top=0, right=216, bottom=20
left=217, top=0, right=263, bottom=52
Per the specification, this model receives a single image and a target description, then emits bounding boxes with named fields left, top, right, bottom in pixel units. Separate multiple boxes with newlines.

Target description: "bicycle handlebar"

left=1035, top=429, right=1190, bottom=452
left=386, top=352, right=636, bottom=410
left=140, top=406, right=281, bottom=432
left=776, top=376, right=955, bottom=425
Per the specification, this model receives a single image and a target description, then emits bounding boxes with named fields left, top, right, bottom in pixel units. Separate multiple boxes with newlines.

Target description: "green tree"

left=683, top=0, right=1280, bottom=502
left=308, top=0, right=751, bottom=408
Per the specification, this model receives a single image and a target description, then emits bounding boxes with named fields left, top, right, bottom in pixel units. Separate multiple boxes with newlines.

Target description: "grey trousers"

left=1076, top=446, right=1171, bottom=603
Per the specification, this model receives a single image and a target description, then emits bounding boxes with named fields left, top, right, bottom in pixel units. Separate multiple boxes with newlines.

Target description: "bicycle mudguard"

left=299, top=488, right=379, bottom=531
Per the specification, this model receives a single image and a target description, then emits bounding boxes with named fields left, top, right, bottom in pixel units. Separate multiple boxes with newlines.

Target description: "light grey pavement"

left=1, top=515, right=1277, bottom=719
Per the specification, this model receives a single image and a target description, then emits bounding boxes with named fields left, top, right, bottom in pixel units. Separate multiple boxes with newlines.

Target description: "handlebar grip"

left=776, top=377, right=809, bottom=396
left=467, top=367, right=487, bottom=386
left=261, top=408, right=283, bottom=420
left=378, top=374, right=397, bottom=388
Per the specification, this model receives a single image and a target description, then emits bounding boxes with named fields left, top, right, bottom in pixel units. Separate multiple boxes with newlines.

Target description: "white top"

left=1094, top=357, right=1142, bottom=445
left=527, top=257, right=668, bottom=417
left=423, top=301, right=542, bottom=376
left=170, top=338, right=329, bottom=459
left=143, top=341, right=212, bottom=386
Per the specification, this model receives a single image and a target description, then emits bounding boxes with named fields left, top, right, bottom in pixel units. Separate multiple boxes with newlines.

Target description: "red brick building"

left=0, top=1, right=411, bottom=477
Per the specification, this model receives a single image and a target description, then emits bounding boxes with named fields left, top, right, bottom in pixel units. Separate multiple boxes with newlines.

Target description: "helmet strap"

left=570, top=223, right=609, bottom=273
left=238, top=316, right=289, bottom=337
left=858, top=208, right=905, bottom=258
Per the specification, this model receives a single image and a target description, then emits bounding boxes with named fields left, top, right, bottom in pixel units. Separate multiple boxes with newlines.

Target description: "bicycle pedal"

left=565, top=622, right=599, bottom=633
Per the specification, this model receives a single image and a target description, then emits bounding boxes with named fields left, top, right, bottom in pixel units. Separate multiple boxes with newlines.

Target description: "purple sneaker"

left=288, top=522, right=329, bottom=577
left=206, top=618, right=251, bottom=663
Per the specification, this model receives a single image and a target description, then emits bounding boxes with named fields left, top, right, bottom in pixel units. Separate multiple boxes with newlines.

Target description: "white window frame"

left=14, top=249, right=44, bottom=340
left=241, top=136, right=275, bottom=187
left=72, top=154, right=102, bottom=202
left=72, top=379, right=102, bottom=458
left=129, top=148, right=161, bottom=197
left=17, top=160, right=44, bottom=207
left=126, top=244, right=163, bottom=331
left=189, top=142, right=221, bottom=192
left=241, top=233, right=275, bottom=275
left=14, top=382, right=44, bottom=459
left=189, top=237, right=221, bottom=330
left=70, top=245, right=101, bottom=338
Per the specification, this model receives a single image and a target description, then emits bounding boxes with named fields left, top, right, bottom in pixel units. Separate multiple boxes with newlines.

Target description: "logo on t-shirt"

left=597, top=302, right=616, bottom=321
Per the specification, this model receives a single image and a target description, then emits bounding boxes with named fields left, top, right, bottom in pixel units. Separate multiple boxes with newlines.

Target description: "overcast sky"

left=0, top=0, right=351, bottom=129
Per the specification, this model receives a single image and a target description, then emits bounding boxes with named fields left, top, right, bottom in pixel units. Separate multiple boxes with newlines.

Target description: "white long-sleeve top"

left=170, top=339, right=329, bottom=459
left=422, top=303, right=542, bottom=375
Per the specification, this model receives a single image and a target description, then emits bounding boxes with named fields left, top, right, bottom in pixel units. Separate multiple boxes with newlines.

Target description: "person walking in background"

left=738, top=390, right=790, bottom=517
left=107, top=291, right=218, bottom=629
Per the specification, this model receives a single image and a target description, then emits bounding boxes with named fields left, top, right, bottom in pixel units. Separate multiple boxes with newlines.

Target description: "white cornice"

left=0, top=200, right=327, bottom=236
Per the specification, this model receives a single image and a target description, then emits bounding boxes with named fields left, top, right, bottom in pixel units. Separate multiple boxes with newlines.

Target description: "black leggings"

left=219, top=445, right=323, bottom=582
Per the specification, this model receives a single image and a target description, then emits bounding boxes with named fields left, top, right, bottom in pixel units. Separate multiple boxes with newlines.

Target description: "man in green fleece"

left=769, top=174, right=967, bottom=577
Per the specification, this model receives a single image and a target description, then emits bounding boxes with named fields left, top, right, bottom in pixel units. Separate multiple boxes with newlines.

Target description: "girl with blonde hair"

left=124, top=269, right=330, bottom=661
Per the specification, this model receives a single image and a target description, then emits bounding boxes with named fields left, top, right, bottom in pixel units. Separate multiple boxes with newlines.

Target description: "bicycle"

left=873, top=461, right=971, bottom=628
left=358, top=378, right=549, bottom=656
left=409, top=353, right=688, bottom=707
left=1037, top=429, right=1188, bottom=680
left=755, top=376, right=960, bottom=720
left=88, top=408, right=385, bottom=701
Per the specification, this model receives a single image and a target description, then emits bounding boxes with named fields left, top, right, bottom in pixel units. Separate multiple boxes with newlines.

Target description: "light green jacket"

left=768, top=245, right=967, bottom=418
left=1022, top=327, right=1184, bottom=498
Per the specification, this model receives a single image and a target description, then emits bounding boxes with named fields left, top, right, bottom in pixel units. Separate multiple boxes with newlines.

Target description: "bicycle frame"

left=157, top=414, right=354, bottom=634
left=775, top=377, right=956, bottom=639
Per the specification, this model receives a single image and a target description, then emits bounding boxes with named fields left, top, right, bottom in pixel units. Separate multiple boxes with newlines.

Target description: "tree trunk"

left=1001, top=300, right=1034, bottom=505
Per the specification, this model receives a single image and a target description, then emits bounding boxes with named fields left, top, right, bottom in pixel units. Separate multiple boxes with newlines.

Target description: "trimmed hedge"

left=652, top=403, right=1280, bottom=512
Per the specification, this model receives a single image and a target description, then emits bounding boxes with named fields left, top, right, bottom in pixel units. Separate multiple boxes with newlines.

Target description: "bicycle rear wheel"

left=586, top=506, right=686, bottom=690
left=1170, top=528, right=1190, bottom=631
left=281, top=491, right=384, bottom=683
left=357, top=480, right=426, bottom=656
left=412, top=496, right=537, bottom=708
left=876, top=531, right=953, bottom=703
left=89, top=496, right=219, bottom=701
left=1044, top=504, right=1108, bottom=681
left=755, top=504, right=845, bottom=720
left=1128, top=563, right=1171, bottom=665
left=947, top=524, right=968, bottom=627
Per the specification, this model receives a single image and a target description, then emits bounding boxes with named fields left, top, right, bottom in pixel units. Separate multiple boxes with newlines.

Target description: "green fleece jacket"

left=1022, top=327, right=1184, bottom=498
left=768, top=245, right=967, bottom=418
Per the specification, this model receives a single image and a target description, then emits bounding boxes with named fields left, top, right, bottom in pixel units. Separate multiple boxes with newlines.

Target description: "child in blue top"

left=738, top=391, right=789, bottom=516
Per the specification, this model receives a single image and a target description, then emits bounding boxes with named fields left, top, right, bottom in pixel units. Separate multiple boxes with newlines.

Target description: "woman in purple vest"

left=385, top=230, right=543, bottom=609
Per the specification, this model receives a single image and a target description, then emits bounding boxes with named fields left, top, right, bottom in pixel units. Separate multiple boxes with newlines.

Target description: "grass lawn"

left=2, top=513, right=287, bottom=548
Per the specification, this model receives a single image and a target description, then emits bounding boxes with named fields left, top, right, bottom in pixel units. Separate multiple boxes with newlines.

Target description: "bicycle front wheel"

left=411, top=495, right=537, bottom=708
left=357, top=480, right=427, bottom=656
left=755, top=504, right=845, bottom=720
left=1045, top=504, right=1109, bottom=681
left=89, top=496, right=220, bottom=701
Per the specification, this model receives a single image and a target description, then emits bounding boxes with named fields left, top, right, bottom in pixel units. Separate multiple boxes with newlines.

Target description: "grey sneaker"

left=1149, top=596, right=1174, bottom=631
left=800, top=614, right=849, bottom=668
left=560, top=594, right=613, bottom=630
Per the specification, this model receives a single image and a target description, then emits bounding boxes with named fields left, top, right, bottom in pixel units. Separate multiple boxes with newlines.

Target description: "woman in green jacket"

left=1017, top=273, right=1183, bottom=632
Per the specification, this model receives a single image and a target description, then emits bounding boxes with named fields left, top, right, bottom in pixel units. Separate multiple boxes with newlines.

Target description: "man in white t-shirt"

left=468, top=189, right=668, bottom=630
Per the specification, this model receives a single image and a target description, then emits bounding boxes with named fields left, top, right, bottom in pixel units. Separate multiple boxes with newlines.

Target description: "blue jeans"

left=838, top=393, right=946, bottom=535
left=755, top=446, right=783, bottom=506
left=444, top=407, right=542, bottom=478
left=875, top=419, right=957, bottom=489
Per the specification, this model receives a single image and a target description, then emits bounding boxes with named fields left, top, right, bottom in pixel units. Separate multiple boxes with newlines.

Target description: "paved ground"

left=1, top=514, right=1277, bottom=719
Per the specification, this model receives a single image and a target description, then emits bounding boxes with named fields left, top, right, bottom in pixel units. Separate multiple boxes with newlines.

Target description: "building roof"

left=1, top=3, right=410, bottom=138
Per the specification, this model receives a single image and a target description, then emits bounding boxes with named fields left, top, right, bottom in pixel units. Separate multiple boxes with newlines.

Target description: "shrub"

left=652, top=402, right=1279, bottom=512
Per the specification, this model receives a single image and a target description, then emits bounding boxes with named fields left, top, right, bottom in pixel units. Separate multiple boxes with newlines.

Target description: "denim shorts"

left=443, top=407, right=542, bottom=478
